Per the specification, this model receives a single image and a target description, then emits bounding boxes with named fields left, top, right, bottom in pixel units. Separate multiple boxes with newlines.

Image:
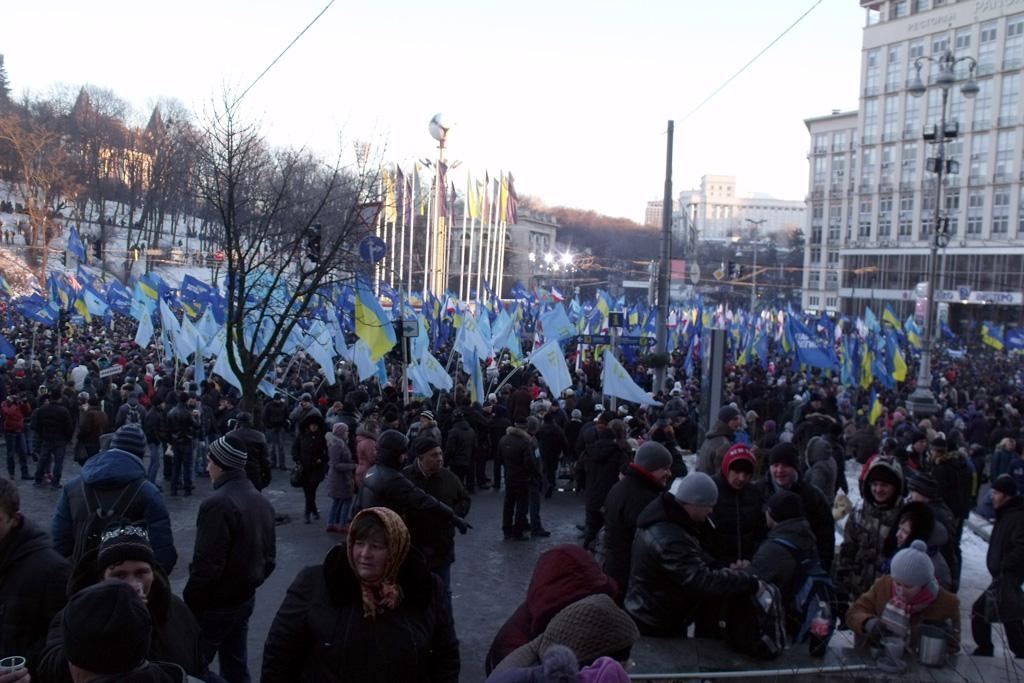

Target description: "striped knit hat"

left=207, top=434, right=248, bottom=470
left=97, top=524, right=155, bottom=573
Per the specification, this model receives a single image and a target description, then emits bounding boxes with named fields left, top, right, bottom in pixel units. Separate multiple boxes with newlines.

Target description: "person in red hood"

left=484, top=544, right=618, bottom=675
left=710, top=443, right=767, bottom=565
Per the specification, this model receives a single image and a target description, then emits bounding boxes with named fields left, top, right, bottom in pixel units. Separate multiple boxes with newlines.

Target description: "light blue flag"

left=258, top=378, right=279, bottom=398
left=476, top=309, right=492, bottom=345
left=306, top=333, right=337, bottom=386
left=351, top=339, right=378, bottom=381
left=528, top=340, right=572, bottom=397
left=420, top=351, right=454, bottom=391
left=197, top=308, right=220, bottom=342
left=601, top=349, right=661, bottom=406
left=83, top=288, right=108, bottom=317
left=454, top=314, right=491, bottom=362
left=212, top=335, right=243, bottom=392
left=409, top=362, right=433, bottom=397
left=376, top=359, right=388, bottom=386
left=134, top=311, right=154, bottom=348
left=539, top=303, right=576, bottom=342
left=411, top=315, right=429, bottom=360
left=490, top=309, right=523, bottom=359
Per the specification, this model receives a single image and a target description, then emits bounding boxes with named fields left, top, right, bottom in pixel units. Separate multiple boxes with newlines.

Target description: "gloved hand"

left=864, top=617, right=886, bottom=644
left=453, top=517, right=472, bottom=535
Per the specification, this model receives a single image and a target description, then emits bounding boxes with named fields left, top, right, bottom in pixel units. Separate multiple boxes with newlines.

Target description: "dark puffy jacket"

left=357, top=462, right=458, bottom=530
left=229, top=426, right=273, bottom=491
left=986, top=496, right=1024, bottom=622
left=444, top=419, right=475, bottom=470
left=142, top=406, right=167, bottom=444
left=710, top=474, right=767, bottom=565
left=183, top=469, right=276, bottom=613
left=292, top=414, right=328, bottom=484
left=931, top=451, right=974, bottom=519
left=0, top=520, right=70, bottom=678
left=32, top=401, right=74, bottom=441
left=583, top=431, right=628, bottom=512
left=750, top=517, right=820, bottom=636
left=164, top=404, right=195, bottom=445
left=758, top=476, right=836, bottom=571
left=262, top=399, right=289, bottom=428
left=51, top=448, right=177, bottom=574
left=535, top=422, right=568, bottom=463
left=402, top=463, right=471, bottom=570
left=498, top=427, right=537, bottom=486
left=602, top=464, right=665, bottom=593
left=38, top=564, right=205, bottom=683
left=262, top=544, right=459, bottom=682
left=624, top=493, right=757, bottom=636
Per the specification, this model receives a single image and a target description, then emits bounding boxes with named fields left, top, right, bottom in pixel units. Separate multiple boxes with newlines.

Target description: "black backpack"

left=127, top=405, right=141, bottom=424
left=725, top=581, right=788, bottom=660
left=71, top=479, right=146, bottom=569
left=771, top=537, right=838, bottom=649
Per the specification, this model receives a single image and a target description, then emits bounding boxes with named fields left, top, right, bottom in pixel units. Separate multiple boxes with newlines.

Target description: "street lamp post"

left=745, top=218, right=765, bottom=313
left=905, top=50, right=978, bottom=418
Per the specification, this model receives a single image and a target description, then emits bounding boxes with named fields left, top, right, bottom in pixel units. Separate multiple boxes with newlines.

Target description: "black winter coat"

left=710, top=475, right=767, bottom=564
left=498, top=427, right=536, bottom=486
left=229, top=426, right=273, bottom=491
left=602, top=465, right=665, bottom=593
left=402, top=463, right=471, bottom=570
left=750, top=517, right=819, bottom=635
left=758, top=477, right=836, bottom=571
left=583, top=431, right=628, bottom=512
left=986, top=497, right=1024, bottom=622
left=931, top=452, right=974, bottom=519
left=357, top=463, right=457, bottom=532
left=32, top=402, right=74, bottom=442
left=535, top=422, right=568, bottom=463
left=0, top=520, right=70, bottom=677
left=444, top=420, right=475, bottom=469
left=292, top=414, right=328, bottom=484
left=183, top=469, right=276, bottom=613
left=624, top=493, right=758, bottom=636
left=261, top=544, right=459, bottom=682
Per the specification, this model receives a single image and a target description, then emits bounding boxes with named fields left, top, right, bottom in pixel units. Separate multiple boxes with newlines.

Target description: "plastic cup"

left=0, top=656, right=25, bottom=673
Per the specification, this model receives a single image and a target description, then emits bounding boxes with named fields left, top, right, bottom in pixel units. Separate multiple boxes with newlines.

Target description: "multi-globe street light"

left=904, top=50, right=978, bottom=417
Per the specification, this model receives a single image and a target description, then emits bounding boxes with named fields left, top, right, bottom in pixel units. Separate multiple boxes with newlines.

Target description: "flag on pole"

left=868, top=389, right=883, bottom=426
left=67, top=227, right=87, bottom=262
left=601, top=349, right=661, bottom=406
left=528, top=341, right=572, bottom=397
left=134, top=311, right=154, bottom=348
left=354, top=275, right=397, bottom=361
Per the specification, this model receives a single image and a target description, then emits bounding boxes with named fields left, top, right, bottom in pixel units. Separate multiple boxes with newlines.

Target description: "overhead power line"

left=683, top=0, right=825, bottom=120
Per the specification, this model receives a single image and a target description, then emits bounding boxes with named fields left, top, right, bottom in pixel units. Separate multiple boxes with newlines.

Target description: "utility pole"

left=745, top=218, right=766, bottom=314
left=654, top=121, right=674, bottom=396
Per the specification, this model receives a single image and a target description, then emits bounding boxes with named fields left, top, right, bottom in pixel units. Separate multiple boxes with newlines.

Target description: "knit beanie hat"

left=907, top=472, right=939, bottom=499
left=63, top=581, right=152, bottom=674
left=890, top=539, right=935, bottom=587
left=722, top=443, right=755, bottom=475
left=414, top=437, right=442, bottom=456
left=766, top=490, right=804, bottom=523
left=110, top=424, right=147, bottom=459
left=97, top=524, right=155, bottom=574
left=769, top=442, right=800, bottom=469
left=533, top=594, right=638, bottom=668
left=207, top=434, right=248, bottom=470
left=674, top=472, right=719, bottom=507
left=992, top=473, right=1020, bottom=497
left=634, top=441, right=673, bottom=472
left=718, top=406, right=741, bottom=423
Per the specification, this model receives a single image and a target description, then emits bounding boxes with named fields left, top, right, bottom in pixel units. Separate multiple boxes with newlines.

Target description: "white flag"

left=528, top=341, right=572, bottom=398
left=601, top=349, right=662, bottom=407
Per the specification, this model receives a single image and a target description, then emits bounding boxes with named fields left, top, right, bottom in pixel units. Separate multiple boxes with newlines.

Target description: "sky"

left=3, top=0, right=866, bottom=223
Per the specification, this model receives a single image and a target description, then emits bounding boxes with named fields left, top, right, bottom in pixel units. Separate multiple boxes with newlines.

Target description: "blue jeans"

left=4, top=432, right=28, bottom=476
left=266, top=428, right=285, bottom=468
left=172, top=441, right=194, bottom=492
left=34, top=441, right=66, bottom=486
left=195, top=598, right=255, bottom=683
left=147, top=442, right=163, bottom=483
left=193, top=436, right=208, bottom=476
left=328, top=497, right=353, bottom=526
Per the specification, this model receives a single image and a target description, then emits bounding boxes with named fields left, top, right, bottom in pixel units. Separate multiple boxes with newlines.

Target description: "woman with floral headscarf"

left=261, top=507, right=459, bottom=682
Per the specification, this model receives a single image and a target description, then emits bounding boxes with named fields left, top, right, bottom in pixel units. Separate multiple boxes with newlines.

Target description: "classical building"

left=802, top=0, right=1024, bottom=329
left=644, top=200, right=664, bottom=227
left=677, top=175, right=805, bottom=241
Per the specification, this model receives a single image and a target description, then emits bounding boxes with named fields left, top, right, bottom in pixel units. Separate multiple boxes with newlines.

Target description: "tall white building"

left=678, top=174, right=805, bottom=240
left=644, top=200, right=664, bottom=228
left=802, top=0, right=1024, bottom=328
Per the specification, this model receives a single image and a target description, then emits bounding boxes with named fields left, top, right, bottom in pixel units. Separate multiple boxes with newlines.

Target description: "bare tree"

left=194, top=100, right=380, bottom=410
left=0, top=109, right=80, bottom=286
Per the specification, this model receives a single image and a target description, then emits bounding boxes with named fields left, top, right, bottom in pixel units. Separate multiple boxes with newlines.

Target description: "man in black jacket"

left=228, top=412, right=272, bottom=491
left=625, top=472, right=760, bottom=637
left=358, top=430, right=470, bottom=543
left=403, top=438, right=471, bottom=597
left=443, top=410, right=476, bottom=492
left=602, top=441, right=672, bottom=593
left=261, top=394, right=289, bottom=470
left=0, top=479, right=70, bottom=679
left=184, top=434, right=276, bottom=683
left=498, top=417, right=536, bottom=540
left=711, top=443, right=767, bottom=565
left=32, top=392, right=74, bottom=488
left=165, top=392, right=197, bottom=496
left=972, top=474, right=1024, bottom=658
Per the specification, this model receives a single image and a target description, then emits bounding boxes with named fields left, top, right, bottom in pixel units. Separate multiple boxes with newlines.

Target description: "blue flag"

left=67, top=227, right=87, bottom=262
left=787, top=316, right=838, bottom=371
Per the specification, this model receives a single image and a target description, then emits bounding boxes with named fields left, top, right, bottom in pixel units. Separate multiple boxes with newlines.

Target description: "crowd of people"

left=0, top=308, right=1023, bottom=681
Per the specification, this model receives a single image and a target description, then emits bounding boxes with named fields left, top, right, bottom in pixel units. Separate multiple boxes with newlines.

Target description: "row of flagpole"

left=372, top=165, right=517, bottom=303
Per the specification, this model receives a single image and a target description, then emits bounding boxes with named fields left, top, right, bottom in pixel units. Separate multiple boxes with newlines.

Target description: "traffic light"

left=305, top=224, right=322, bottom=262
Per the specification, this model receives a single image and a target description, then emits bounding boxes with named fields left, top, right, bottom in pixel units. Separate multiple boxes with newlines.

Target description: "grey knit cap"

left=890, top=539, right=935, bottom=587
left=634, top=441, right=673, bottom=472
left=674, top=472, right=719, bottom=506
left=110, top=424, right=147, bottom=459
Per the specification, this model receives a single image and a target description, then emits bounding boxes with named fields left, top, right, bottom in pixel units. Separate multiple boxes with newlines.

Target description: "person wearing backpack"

left=115, top=392, right=147, bottom=429
left=752, top=491, right=830, bottom=642
left=50, top=423, right=177, bottom=575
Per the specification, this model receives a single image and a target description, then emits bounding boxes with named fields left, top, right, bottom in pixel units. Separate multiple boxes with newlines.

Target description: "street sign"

left=690, top=263, right=701, bottom=285
left=576, top=334, right=611, bottom=345
left=358, top=236, right=387, bottom=263
left=401, top=319, right=419, bottom=338
left=619, top=336, right=656, bottom=347
left=608, top=311, right=624, bottom=328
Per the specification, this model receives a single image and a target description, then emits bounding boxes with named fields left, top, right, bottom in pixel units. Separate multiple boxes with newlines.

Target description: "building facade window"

left=921, top=192, right=936, bottom=238
left=809, top=295, right=821, bottom=307
left=946, top=189, right=960, bottom=235
left=974, top=80, right=993, bottom=129
left=996, top=130, right=1016, bottom=179
left=970, top=133, right=989, bottom=181
left=833, top=130, right=848, bottom=152
left=926, top=88, right=943, bottom=126
left=913, top=0, right=931, bottom=12
left=861, top=147, right=877, bottom=186
left=883, top=96, right=900, bottom=140
left=814, top=156, right=827, bottom=186
left=829, top=206, right=842, bottom=241
left=932, top=32, right=949, bottom=56
left=908, top=39, right=926, bottom=84
left=881, top=144, right=896, bottom=186
left=878, top=196, right=893, bottom=236
left=811, top=246, right=822, bottom=263
left=886, top=45, right=903, bottom=91
left=955, top=27, right=973, bottom=79
left=865, top=49, right=881, bottom=94
left=1000, top=74, right=1020, bottom=127
left=893, top=1, right=909, bottom=19
left=1006, top=15, right=1024, bottom=69
left=901, top=143, right=917, bottom=183
left=904, top=93, right=920, bottom=135
left=899, top=195, right=915, bottom=236
left=832, top=154, right=846, bottom=185
left=863, top=99, right=880, bottom=142
left=967, top=190, right=984, bottom=235
left=827, top=249, right=840, bottom=266
left=809, top=271, right=821, bottom=288
left=814, top=133, right=828, bottom=152
left=993, top=189, right=1010, bottom=234
left=979, top=21, right=998, bottom=74
left=859, top=199, right=873, bottom=237
left=946, top=139, right=963, bottom=177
